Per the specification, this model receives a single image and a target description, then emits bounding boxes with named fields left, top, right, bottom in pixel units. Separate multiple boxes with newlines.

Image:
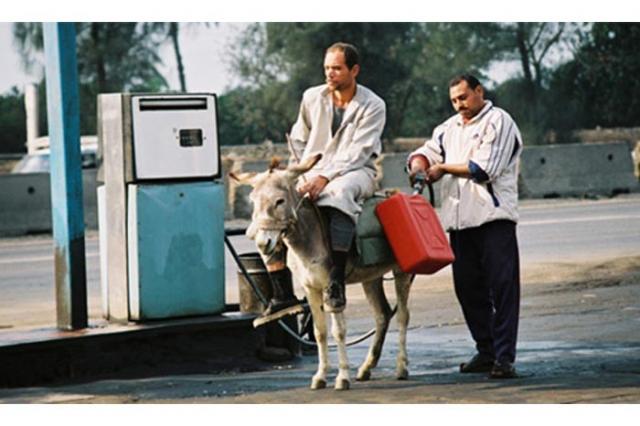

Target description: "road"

left=0, top=229, right=256, bottom=329
left=517, top=195, right=640, bottom=263
left=1, top=194, right=639, bottom=329
left=0, top=195, right=639, bottom=403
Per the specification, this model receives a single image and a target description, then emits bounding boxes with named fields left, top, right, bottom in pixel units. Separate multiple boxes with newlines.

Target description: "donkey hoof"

left=356, top=370, right=371, bottom=381
left=310, top=378, right=327, bottom=390
left=396, top=368, right=409, bottom=380
left=335, top=379, right=351, bottom=391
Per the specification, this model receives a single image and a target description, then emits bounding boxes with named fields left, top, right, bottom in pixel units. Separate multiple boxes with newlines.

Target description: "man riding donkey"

left=254, top=42, right=386, bottom=323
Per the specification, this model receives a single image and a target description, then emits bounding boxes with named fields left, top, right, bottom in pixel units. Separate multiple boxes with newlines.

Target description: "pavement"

left=0, top=196, right=639, bottom=402
left=0, top=255, right=639, bottom=403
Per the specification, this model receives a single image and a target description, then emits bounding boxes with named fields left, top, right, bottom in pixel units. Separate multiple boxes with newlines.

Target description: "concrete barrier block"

left=3, top=142, right=638, bottom=236
left=520, top=142, right=639, bottom=198
left=0, top=170, right=98, bottom=236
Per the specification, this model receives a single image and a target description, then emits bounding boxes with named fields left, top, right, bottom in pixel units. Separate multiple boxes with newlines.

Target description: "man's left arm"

left=428, top=114, right=521, bottom=184
left=425, top=162, right=471, bottom=183
left=288, top=96, right=312, bottom=165
left=468, top=114, right=521, bottom=183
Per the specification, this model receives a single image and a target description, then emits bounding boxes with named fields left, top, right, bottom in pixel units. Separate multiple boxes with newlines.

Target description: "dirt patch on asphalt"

left=343, top=255, right=640, bottom=343
left=522, top=255, right=640, bottom=290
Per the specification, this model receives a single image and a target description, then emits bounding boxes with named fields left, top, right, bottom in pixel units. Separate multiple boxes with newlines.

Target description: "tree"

left=577, top=23, right=640, bottom=127
left=143, top=22, right=188, bottom=91
left=13, top=22, right=169, bottom=135
left=544, top=23, right=640, bottom=137
left=224, top=22, right=507, bottom=144
left=167, top=23, right=186, bottom=92
left=12, top=23, right=44, bottom=75
left=0, top=87, right=27, bottom=153
left=142, top=22, right=217, bottom=93
left=490, top=23, right=588, bottom=144
left=512, top=24, right=566, bottom=91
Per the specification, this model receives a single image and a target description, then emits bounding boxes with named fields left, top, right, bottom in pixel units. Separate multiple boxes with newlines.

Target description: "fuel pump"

left=97, top=93, right=225, bottom=322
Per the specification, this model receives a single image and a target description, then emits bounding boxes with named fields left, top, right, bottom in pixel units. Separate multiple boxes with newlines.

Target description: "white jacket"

left=409, top=101, right=522, bottom=231
left=289, top=84, right=386, bottom=221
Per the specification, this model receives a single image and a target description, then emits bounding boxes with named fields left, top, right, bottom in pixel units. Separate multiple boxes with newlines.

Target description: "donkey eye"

left=275, top=198, right=285, bottom=207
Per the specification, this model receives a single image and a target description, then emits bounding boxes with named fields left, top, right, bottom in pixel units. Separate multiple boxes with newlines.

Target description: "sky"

left=1, top=1, right=636, bottom=96
left=0, top=22, right=248, bottom=95
left=0, top=21, right=526, bottom=98
left=0, top=23, right=32, bottom=94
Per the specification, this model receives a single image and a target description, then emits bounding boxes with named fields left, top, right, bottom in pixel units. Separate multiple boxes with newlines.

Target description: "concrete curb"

left=0, top=310, right=266, bottom=388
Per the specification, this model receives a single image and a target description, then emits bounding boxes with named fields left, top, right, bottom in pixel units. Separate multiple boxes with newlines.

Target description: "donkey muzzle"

left=254, top=229, right=284, bottom=256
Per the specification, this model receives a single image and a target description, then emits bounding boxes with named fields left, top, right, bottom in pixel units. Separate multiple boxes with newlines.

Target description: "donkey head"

left=230, top=153, right=322, bottom=256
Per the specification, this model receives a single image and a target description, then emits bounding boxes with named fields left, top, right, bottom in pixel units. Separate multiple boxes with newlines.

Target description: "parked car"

left=11, top=136, right=98, bottom=174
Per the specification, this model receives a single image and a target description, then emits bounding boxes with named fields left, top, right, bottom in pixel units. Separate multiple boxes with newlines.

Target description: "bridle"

left=252, top=176, right=331, bottom=259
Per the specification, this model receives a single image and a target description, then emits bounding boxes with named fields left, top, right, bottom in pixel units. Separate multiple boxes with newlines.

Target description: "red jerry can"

left=375, top=193, right=454, bottom=274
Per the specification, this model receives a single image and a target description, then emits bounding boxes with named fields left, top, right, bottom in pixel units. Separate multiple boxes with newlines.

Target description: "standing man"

left=260, top=42, right=386, bottom=318
left=408, top=74, right=522, bottom=378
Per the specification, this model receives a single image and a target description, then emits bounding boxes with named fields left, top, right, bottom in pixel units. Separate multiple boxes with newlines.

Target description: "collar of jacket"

left=321, top=84, right=364, bottom=137
left=455, top=100, right=494, bottom=126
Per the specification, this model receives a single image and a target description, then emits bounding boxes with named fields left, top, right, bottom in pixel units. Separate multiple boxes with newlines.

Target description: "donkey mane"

left=268, top=156, right=284, bottom=172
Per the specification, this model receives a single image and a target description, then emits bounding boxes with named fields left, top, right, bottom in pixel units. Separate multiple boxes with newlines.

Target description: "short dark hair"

left=449, top=74, right=482, bottom=89
left=326, top=42, right=360, bottom=69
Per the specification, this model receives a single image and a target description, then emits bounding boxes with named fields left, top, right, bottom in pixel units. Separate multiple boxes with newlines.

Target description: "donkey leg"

left=394, top=272, right=413, bottom=380
left=330, top=312, right=351, bottom=390
left=357, top=278, right=392, bottom=381
left=307, top=288, right=329, bottom=390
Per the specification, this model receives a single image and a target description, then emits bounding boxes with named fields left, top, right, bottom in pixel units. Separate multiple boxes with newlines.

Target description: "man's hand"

left=409, top=155, right=429, bottom=185
left=426, top=164, right=446, bottom=183
left=298, top=175, right=329, bottom=201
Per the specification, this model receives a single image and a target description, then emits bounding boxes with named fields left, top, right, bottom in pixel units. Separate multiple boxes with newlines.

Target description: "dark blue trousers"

left=449, top=220, right=520, bottom=364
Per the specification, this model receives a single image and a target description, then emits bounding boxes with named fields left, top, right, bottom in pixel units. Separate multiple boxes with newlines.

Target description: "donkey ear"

left=286, top=153, right=322, bottom=179
left=229, top=171, right=258, bottom=186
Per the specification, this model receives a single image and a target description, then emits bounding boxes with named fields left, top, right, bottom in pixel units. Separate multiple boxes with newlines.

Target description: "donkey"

left=231, top=154, right=413, bottom=390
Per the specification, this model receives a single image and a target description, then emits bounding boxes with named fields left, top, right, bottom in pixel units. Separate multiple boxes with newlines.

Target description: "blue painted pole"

left=43, top=22, right=88, bottom=330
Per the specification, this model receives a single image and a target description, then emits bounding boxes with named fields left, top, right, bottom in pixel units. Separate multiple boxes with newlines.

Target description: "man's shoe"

left=323, top=279, right=346, bottom=313
left=489, top=361, right=518, bottom=379
left=459, top=353, right=495, bottom=373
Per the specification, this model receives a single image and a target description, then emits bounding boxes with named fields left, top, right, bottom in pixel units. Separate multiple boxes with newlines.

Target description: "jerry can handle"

left=412, top=172, right=435, bottom=205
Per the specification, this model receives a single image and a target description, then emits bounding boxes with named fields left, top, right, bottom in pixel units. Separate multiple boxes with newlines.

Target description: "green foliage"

left=13, top=23, right=169, bottom=136
left=222, top=21, right=640, bottom=147
left=217, top=86, right=287, bottom=145
left=0, top=87, right=27, bottom=153
left=574, top=23, right=640, bottom=127
left=222, top=23, right=507, bottom=143
left=10, top=21, right=640, bottom=151
left=544, top=60, right=590, bottom=140
left=488, top=23, right=587, bottom=145
left=75, top=23, right=169, bottom=134
left=537, top=23, right=640, bottom=140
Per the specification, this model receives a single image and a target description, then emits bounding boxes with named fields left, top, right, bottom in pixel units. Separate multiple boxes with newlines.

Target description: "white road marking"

left=520, top=214, right=640, bottom=227
left=0, top=251, right=99, bottom=265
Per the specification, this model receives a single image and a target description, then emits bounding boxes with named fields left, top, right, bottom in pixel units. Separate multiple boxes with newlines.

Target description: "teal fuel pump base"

left=127, top=182, right=225, bottom=320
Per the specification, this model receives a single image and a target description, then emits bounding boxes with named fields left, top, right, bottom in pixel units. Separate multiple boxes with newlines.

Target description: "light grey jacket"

left=408, top=101, right=523, bottom=231
left=289, top=84, right=386, bottom=221
left=289, top=84, right=386, bottom=180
